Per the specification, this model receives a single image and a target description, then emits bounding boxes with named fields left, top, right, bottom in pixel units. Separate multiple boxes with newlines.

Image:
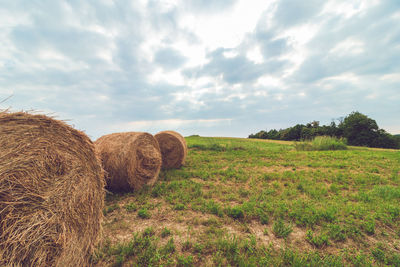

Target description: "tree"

left=371, top=129, right=399, bottom=149
left=341, top=112, right=379, bottom=146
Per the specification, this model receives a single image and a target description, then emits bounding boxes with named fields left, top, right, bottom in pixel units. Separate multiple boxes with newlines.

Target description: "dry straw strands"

left=155, top=131, right=187, bottom=169
left=0, top=112, right=105, bottom=266
left=95, top=132, right=162, bottom=192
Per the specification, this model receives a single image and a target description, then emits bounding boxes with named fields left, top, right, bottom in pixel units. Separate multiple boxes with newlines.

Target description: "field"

left=93, top=136, right=400, bottom=266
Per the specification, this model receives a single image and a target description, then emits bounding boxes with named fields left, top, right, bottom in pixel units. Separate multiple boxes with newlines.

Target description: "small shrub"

left=227, top=206, right=244, bottom=220
left=138, top=208, right=151, bottom=219
left=272, top=219, right=293, bottom=238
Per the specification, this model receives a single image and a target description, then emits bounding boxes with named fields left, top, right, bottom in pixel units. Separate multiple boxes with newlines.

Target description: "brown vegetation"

left=95, top=132, right=162, bottom=192
left=155, top=131, right=187, bottom=169
left=0, top=111, right=105, bottom=266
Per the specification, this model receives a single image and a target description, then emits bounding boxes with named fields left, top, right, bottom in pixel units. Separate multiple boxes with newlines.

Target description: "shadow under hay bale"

left=0, top=112, right=105, bottom=266
left=155, top=131, right=187, bottom=169
left=94, top=132, right=162, bottom=192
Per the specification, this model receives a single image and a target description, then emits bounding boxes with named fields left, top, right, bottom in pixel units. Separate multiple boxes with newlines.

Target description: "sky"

left=0, top=0, right=399, bottom=139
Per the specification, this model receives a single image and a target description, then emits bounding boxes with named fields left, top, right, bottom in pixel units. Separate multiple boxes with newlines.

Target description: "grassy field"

left=93, top=136, right=400, bottom=266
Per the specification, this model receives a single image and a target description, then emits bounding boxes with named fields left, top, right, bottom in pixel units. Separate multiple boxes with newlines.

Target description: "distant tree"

left=301, top=127, right=313, bottom=140
left=371, top=129, right=399, bottom=149
left=267, top=129, right=280, bottom=140
left=394, top=135, right=400, bottom=148
left=285, top=124, right=304, bottom=141
left=311, top=121, right=320, bottom=128
left=341, top=112, right=379, bottom=146
left=248, top=112, right=398, bottom=149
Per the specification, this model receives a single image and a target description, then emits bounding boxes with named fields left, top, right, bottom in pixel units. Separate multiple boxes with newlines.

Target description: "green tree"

left=341, top=112, right=379, bottom=146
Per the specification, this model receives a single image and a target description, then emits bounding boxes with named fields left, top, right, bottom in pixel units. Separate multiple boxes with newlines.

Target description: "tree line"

left=249, top=112, right=400, bottom=149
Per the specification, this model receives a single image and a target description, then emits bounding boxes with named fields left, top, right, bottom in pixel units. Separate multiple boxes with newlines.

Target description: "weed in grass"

left=306, top=230, right=329, bottom=248
left=201, top=217, right=221, bottom=227
left=227, top=206, right=245, bottom=220
left=160, top=227, right=171, bottom=238
left=278, top=248, right=344, bottom=266
left=143, top=227, right=155, bottom=237
left=138, top=208, right=151, bottom=219
left=174, top=203, right=186, bottom=210
left=372, top=243, right=386, bottom=263
left=193, top=242, right=204, bottom=254
left=151, top=182, right=166, bottom=197
left=103, top=204, right=120, bottom=215
left=124, top=202, right=137, bottom=212
left=176, top=254, right=194, bottom=267
left=295, top=136, right=347, bottom=151
left=363, top=218, right=375, bottom=235
left=327, top=224, right=347, bottom=242
left=203, top=200, right=223, bottom=217
left=272, top=219, right=293, bottom=238
left=351, top=253, right=370, bottom=267
left=263, top=228, right=269, bottom=235
left=182, top=240, right=192, bottom=251
left=161, top=238, right=175, bottom=254
left=260, top=213, right=269, bottom=225
left=289, top=200, right=320, bottom=227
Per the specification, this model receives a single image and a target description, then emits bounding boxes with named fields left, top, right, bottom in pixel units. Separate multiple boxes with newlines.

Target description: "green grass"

left=295, top=136, right=347, bottom=151
left=96, top=136, right=400, bottom=266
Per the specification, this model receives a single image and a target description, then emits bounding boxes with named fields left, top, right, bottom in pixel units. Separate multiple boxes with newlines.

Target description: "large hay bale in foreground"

left=155, top=131, right=187, bottom=169
left=95, top=132, right=162, bottom=192
left=0, top=112, right=105, bottom=266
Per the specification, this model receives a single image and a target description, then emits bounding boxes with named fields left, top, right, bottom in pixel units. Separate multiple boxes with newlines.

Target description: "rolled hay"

left=0, top=111, right=105, bottom=267
left=154, top=131, right=187, bottom=169
left=94, top=132, right=162, bottom=192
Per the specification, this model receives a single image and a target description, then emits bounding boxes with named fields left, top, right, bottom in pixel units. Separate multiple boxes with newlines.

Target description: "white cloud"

left=330, top=38, right=365, bottom=55
left=178, top=0, right=274, bottom=50
left=147, top=68, right=185, bottom=86
left=322, top=0, right=378, bottom=18
left=246, top=45, right=263, bottom=63
left=255, top=75, right=282, bottom=87
left=223, top=50, right=239, bottom=58
left=110, top=118, right=233, bottom=133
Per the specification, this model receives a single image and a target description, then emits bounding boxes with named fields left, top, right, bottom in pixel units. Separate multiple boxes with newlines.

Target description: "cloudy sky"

left=1, top=0, right=399, bottom=139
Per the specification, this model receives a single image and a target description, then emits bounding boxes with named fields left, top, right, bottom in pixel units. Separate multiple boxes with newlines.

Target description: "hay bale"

left=0, top=111, right=105, bottom=266
left=155, top=131, right=187, bottom=169
left=94, top=132, right=162, bottom=192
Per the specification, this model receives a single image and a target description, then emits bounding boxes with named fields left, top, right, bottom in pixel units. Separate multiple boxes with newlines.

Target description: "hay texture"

left=0, top=111, right=105, bottom=267
left=95, top=132, right=162, bottom=192
left=155, top=131, right=187, bottom=169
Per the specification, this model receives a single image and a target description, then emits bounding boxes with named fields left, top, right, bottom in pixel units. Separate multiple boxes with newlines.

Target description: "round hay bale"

left=154, top=131, right=187, bottom=169
left=0, top=111, right=105, bottom=266
left=94, top=132, right=162, bottom=192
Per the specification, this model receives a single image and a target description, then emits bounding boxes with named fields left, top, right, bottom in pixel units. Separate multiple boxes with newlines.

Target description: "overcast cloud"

left=0, top=0, right=399, bottom=139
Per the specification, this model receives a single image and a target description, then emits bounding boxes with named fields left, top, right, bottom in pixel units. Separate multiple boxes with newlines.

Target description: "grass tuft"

left=295, top=136, right=347, bottom=151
